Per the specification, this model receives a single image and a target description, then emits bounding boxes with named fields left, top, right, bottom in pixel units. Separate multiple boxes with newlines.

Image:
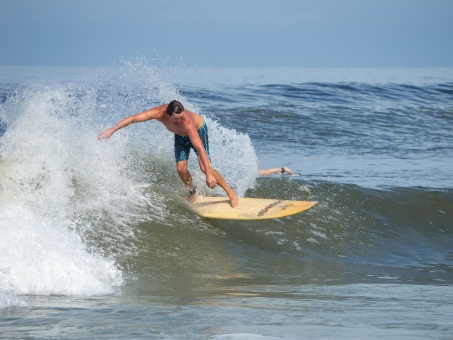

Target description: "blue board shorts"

left=174, top=122, right=211, bottom=162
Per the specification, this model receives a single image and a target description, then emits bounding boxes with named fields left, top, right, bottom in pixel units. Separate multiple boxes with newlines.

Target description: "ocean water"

left=1, top=63, right=452, bottom=339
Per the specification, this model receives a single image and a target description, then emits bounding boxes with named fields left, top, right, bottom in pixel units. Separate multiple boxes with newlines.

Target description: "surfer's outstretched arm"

left=98, top=105, right=165, bottom=139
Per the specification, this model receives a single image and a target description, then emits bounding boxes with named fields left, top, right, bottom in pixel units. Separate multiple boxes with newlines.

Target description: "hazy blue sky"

left=2, top=0, right=452, bottom=67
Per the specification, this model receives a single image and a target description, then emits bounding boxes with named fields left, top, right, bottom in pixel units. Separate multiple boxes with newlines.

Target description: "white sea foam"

left=0, top=62, right=259, bottom=308
left=0, top=205, right=122, bottom=301
left=0, top=85, right=127, bottom=307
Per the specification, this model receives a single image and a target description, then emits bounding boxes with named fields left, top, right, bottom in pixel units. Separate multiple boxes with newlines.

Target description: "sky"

left=1, top=0, right=452, bottom=67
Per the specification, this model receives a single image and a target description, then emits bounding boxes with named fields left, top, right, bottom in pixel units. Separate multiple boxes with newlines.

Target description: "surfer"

left=98, top=100, right=239, bottom=208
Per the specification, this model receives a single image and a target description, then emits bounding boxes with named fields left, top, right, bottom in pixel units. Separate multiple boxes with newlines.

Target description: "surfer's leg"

left=192, top=124, right=238, bottom=207
left=212, top=168, right=239, bottom=208
left=175, top=134, right=198, bottom=201
left=197, top=157, right=238, bottom=208
left=176, top=160, right=198, bottom=201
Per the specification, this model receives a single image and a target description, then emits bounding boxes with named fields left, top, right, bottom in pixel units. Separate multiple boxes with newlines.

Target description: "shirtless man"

left=98, top=100, right=239, bottom=207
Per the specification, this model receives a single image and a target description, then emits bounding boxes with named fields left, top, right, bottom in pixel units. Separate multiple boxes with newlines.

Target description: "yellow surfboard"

left=192, top=196, right=317, bottom=220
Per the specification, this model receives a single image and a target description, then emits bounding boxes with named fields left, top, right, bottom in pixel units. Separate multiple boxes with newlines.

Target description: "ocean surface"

left=1, top=63, right=452, bottom=339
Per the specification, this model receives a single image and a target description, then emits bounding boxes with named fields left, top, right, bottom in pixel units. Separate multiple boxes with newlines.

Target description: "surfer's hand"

left=98, top=128, right=114, bottom=140
left=206, top=173, right=217, bottom=188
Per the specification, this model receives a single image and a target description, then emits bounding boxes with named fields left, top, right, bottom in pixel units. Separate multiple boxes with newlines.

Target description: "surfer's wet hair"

left=166, top=100, right=184, bottom=116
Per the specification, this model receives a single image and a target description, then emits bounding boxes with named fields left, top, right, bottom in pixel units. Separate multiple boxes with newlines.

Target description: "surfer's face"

left=170, top=111, right=184, bottom=125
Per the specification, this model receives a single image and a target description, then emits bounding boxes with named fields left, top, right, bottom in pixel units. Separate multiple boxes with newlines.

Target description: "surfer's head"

left=166, top=100, right=184, bottom=116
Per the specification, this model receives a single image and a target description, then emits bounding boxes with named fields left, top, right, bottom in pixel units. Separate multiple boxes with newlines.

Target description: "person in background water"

left=259, top=167, right=295, bottom=176
left=98, top=100, right=239, bottom=208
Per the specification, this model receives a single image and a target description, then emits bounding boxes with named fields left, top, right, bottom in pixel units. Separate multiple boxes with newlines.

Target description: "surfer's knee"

left=176, top=161, right=188, bottom=175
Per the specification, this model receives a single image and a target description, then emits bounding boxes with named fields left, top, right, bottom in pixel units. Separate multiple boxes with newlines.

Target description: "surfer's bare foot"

left=229, top=192, right=239, bottom=208
left=282, top=167, right=293, bottom=175
left=188, top=192, right=198, bottom=203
